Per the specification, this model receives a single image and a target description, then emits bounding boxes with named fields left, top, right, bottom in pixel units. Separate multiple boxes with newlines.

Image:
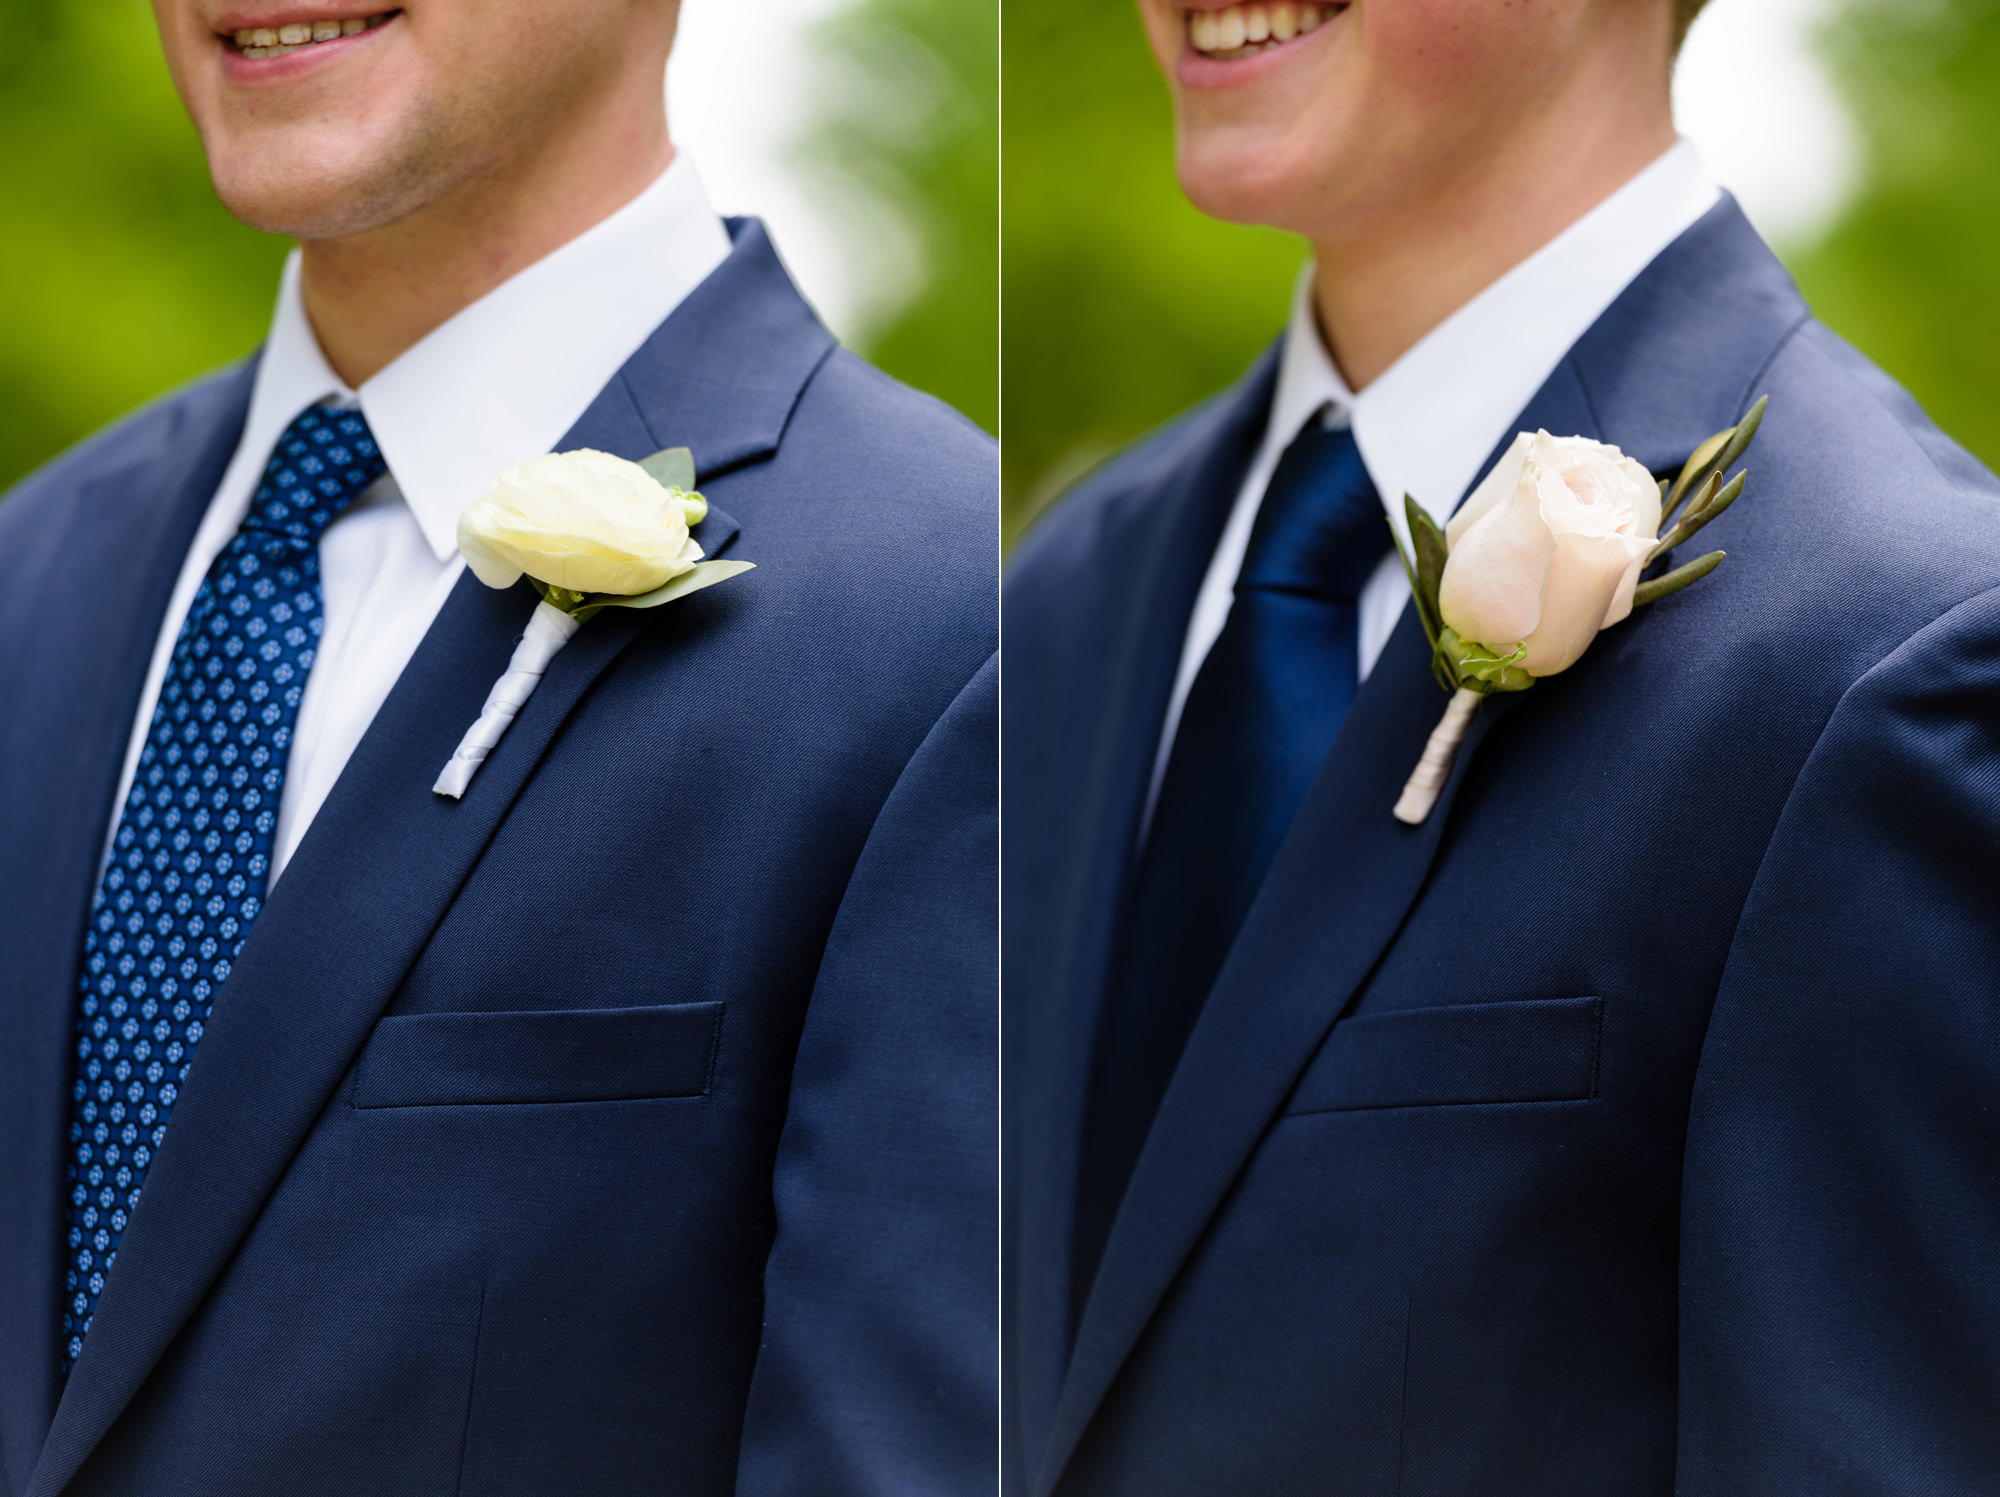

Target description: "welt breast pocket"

left=1283, top=996, right=1603, bottom=1115
left=350, top=1002, right=725, bottom=1109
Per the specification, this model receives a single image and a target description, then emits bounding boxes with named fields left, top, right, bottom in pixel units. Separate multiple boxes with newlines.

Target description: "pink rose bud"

left=1438, top=431, right=1662, bottom=676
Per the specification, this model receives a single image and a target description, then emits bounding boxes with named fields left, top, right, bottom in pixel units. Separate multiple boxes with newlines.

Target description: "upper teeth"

left=234, top=14, right=384, bottom=56
left=1187, top=3, right=1333, bottom=57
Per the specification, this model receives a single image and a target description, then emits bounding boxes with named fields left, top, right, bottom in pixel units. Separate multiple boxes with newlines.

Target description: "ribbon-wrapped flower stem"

left=433, top=602, right=582, bottom=798
left=431, top=445, right=753, bottom=800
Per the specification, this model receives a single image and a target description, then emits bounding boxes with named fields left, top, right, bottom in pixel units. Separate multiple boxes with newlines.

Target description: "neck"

left=1310, top=64, right=1675, bottom=391
left=298, top=93, right=675, bottom=388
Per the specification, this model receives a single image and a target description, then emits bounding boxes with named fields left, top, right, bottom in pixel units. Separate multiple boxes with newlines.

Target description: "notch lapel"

left=27, top=216, right=824, bottom=1497
left=0, top=365, right=253, bottom=1497
left=1012, top=353, right=1276, bottom=1451
left=1038, top=196, right=1811, bottom=1491
left=1037, top=611, right=1529, bottom=1494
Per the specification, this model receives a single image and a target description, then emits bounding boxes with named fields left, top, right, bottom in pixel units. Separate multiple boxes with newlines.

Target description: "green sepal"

left=1439, top=628, right=1535, bottom=693
left=533, top=582, right=590, bottom=613
left=639, top=446, right=696, bottom=493
left=569, top=560, right=756, bottom=623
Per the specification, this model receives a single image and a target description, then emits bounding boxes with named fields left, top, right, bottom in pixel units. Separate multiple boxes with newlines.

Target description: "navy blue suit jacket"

left=0, top=221, right=996, bottom=1496
left=1004, top=198, right=2000, bottom=1494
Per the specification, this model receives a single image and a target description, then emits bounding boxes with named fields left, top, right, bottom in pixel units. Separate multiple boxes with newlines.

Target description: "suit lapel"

left=1039, top=197, right=1810, bottom=1491
left=1013, top=352, right=1277, bottom=1449
left=27, top=218, right=827, bottom=1497
left=1037, top=588, right=1535, bottom=1495
left=0, top=365, right=254, bottom=1497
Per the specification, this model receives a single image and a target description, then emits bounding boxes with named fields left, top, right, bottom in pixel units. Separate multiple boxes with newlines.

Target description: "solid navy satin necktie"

left=1073, top=418, right=1386, bottom=1323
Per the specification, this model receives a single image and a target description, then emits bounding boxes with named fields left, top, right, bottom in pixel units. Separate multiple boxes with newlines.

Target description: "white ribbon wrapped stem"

left=1392, top=687, right=1482, bottom=826
left=433, top=600, right=584, bottom=799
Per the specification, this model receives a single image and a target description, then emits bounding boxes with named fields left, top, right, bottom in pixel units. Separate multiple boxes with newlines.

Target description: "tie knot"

left=241, top=404, right=387, bottom=547
left=1238, top=420, right=1387, bottom=600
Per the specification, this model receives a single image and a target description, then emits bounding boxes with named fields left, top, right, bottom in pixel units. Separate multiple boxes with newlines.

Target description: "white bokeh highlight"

left=668, top=0, right=873, bottom=342
left=1675, top=0, right=1860, bottom=248
left=668, top=0, right=1861, bottom=338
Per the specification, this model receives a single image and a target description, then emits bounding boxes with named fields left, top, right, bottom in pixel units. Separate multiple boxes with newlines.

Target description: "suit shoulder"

left=713, top=348, right=995, bottom=683
left=0, top=361, right=253, bottom=529
left=1659, top=318, right=2000, bottom=703
left=788, top=347, right=994, bottom=509
left=1790, top=321, right=1998, bottom=503
left=1754, top=319, right=2000, bottom=600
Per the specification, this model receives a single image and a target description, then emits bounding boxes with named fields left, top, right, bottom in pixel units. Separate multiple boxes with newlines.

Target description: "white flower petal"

left=1439, top=458, right=1556, bottom=649
left=1519, top=530, right=1652, bottom=675
left=459, top=447, right=696, bottom=597
left=1445, top=431, right=1536, bottom=550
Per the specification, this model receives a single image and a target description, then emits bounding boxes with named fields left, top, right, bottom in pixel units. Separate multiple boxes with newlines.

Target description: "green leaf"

left=571, top=560, right=756, bottom=622
left=1659, top=395, right=1767, bottom=529
left=1439, top=627, right=1535, bottom=693
left=1632, top=549, right=1725, bottom=607
left=1648, top=469, right=1745, bottom=562
left=1390, top=525, right=1437, bottom=648
left=1709, top=394, right=1767, bottom=482
left=639, top=446, right=696, bottom=493
left=1405, top=493, right=1451, bottom=642
left=1662, top=427, right=1732, bottom=525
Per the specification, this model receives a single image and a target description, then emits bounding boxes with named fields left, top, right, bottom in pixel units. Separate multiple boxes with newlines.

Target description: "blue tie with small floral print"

left=61, top=403, right=385, bottom=1374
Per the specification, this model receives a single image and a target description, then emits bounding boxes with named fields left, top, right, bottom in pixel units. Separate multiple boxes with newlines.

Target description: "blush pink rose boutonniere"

left=432, top=445, right=753, bottom=799
left=1390, top=396, right=1767, bottom=825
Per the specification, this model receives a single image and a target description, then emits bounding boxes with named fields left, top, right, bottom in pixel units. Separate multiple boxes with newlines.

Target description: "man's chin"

left=207, top=153, right=413, bottom=241
left=1175, top=139, right=1320, bottom=232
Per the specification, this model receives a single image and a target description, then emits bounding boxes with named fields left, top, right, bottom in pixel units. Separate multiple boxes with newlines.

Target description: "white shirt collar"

left=238, top=152, right=732, bottom=561
left=1268, top=138, right=1720, bottom=548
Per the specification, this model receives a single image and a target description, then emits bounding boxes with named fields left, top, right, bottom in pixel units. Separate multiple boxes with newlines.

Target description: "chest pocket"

left=1284, top=996, right=1602, bottom=1115
left=352, top=1002, right=724, bottom=1108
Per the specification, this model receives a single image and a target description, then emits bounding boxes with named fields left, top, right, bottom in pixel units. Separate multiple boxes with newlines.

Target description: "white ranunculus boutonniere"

left=433, top=445, right=752, bottom=799
left=1391, top=397, right=1766, bottom=826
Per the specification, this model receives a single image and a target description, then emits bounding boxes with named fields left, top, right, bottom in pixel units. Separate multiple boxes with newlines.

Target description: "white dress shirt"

left=1146, top=140, right=1720, bottom=819
left=108, top=154, right=732, bottom=885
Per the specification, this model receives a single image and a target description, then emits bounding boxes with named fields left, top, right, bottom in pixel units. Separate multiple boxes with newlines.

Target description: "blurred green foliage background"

left=1786, top=0, right=2000, bottom=479
left=0, top=0, right=291, bottom=494
left=1002, top=0, right=2000, bottom=543
left=0, top=0, right=995, bottom=493
left=805, top=0, right=997, bottom=436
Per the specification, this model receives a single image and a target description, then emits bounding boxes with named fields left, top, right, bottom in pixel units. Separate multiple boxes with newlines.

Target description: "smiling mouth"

left=224, top=10, right=396, bottom=58
left=1185, top=3, right=1346, bottom=61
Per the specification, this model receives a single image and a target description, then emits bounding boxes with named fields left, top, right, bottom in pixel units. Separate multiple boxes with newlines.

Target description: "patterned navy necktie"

left=1073, top=418, right=1385, bottom=1320
left=62, top=404, right=384, bottom=1373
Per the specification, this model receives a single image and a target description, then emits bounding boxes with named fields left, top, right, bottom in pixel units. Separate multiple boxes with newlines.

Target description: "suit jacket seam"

left=1736, top=309, right=1812, bottom=419
left=1784, top=316, right=1975, bottom=492
left=820, top=646, right=997, bottom=931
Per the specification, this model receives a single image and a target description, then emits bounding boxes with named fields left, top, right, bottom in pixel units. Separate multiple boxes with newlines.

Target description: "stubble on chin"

left=201, top=80, right=515, bottom=246
left=206, top=113, right=445, bottom=243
